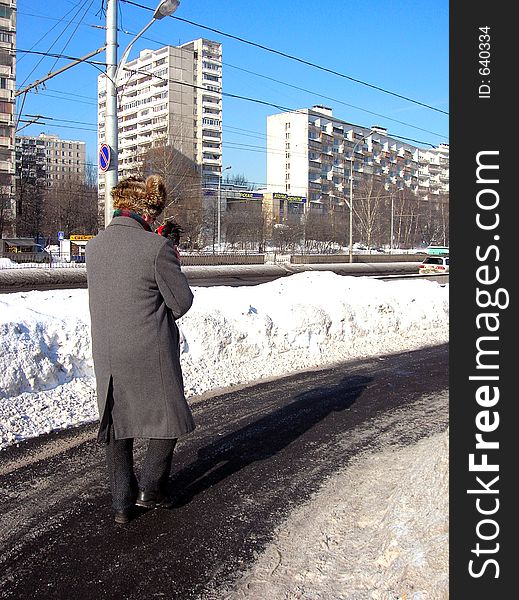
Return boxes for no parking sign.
[98,143,111,172]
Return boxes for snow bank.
[0,272,448,449]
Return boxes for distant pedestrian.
[86,175,195,525]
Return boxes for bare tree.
[0,186,14,238]
[15,180,45,240]
[224,172,255,190]
[417,194,450,247]
[140,141,205,250]
[272,220,304,253]
[42,175,98,241]
[223,199,266,252]
[304,210,336,253]
[354,175,387,249]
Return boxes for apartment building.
[97,38,222,199]
[418,143,449,200]
[180,38,222,188]
[267,106,448,213]
[15,133,86,186]
[0,0,15,230]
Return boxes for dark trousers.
[105,424,177,511]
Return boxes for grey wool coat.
[85,216,195,443]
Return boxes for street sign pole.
[104,0,118,229]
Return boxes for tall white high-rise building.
[267,106,448,213]
[0,0,16,233]
[97,38,222,201]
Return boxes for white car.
[419,255,449,275]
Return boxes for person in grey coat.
[86,175,195,524]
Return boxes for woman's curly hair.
[111,175,167,220]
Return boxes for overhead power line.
[16,13,448,140]
[16,56,442,149]
[119,65,441,148]
[120,0,448,116]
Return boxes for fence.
[0,251,266,269]
[0,252,86,269]
[0,250,426,270]
[290,253,423,264]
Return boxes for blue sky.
[15,0,449,187]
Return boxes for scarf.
[113,209,152,232]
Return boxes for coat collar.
[108,216,152,231]
[110,209,153,231]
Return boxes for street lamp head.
[153,0,180,20]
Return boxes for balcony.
[202,156,220,166]
[202,130,221,141]
[202,145,221,153]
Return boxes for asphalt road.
[0,344,448,600]
[0,262,443,293]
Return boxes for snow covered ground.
[210,428,449,600]
[0,272,449,599]
[0,272,448,449]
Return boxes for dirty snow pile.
[213,429,449,600]
[0,272,448,449]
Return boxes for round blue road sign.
[99,144,111,172]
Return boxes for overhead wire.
[117,64,442,148]
[18,1,93,89]
[46,0,97,75]
[15,4,86,66]
[16,10,448,142]
[14,10,446,196]
[120,0,449,116]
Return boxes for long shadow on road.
[167,374,370,508]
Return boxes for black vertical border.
[450,1,513,596]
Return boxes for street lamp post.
[347,129,375,263]
[103,0,180,228]
[390,194,394,253]
[217,165,232,252]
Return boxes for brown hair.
[111,175,167,220]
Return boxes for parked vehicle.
[419,255,449,274]
[0,238,52,263]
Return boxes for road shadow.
[165,374,371,507]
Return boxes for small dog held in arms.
[156,220,183,245]
[156,220,184,259]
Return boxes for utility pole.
[103,1,180,228]
[390,194,394,252]
[104,0,118,228]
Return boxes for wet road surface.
[0,345,448,599]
